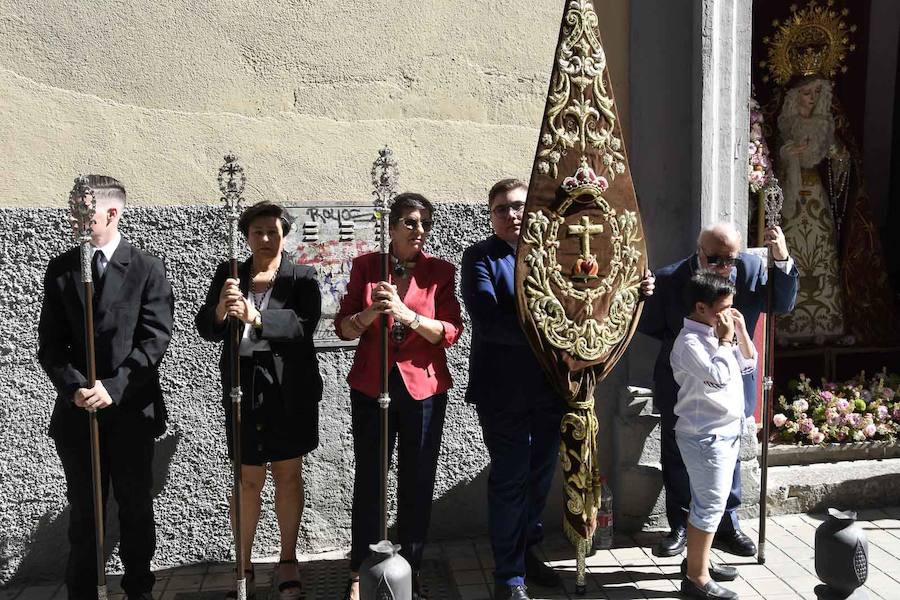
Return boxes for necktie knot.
[92,250,107,281]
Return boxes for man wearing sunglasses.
[639,222,798,561]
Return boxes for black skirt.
[223,351,319,465]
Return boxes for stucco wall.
[1,0,629,208]
[0,203,503,586]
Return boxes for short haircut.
[488,178,528,206]
[85,174,126,207]
[238,200,294,237]
[684,271,736,311]
[389,192,434,226]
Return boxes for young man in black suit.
[38,175,175,600]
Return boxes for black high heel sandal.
[275,559,305,600]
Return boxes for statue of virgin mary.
[766,1,897,346]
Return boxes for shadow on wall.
[6,433,181,586]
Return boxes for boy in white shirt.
[670,272,757,600]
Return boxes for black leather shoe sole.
[680,558,738,582]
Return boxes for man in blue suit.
[463,179,654,599]
[639,223,798,560]
[462,179,560,600]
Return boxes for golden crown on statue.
[761,0,856,85]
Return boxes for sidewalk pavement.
[3,508,899,600]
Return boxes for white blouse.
[239,287,273,357]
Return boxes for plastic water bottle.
[594,477,614,550]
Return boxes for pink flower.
[825,408,840,425]
[876,406,889,421]
[864,423,877,438]
[811,431,826,444]
[884,388,896,400]
[773,413,787,427]
[893,407,900,420]
[799,418,815,434]
[836,398,851,413]
[597,176,609,192]
[820,391,833,401]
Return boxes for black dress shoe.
[494,584,530,600]
[713,529,757,557]
[680,577,739,599]
[680,558,738,582]
[653,525,687,557]
[524,549,560,587]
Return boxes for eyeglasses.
[491,202,526,217]
[401,217,434,232]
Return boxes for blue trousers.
[658,386,741,533]
[477,390,562,586]
[350,369,447,572]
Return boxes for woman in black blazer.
[196,201,322,600]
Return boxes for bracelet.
[718,338,733,346]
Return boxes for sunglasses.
[706,254,737,267]
[401,217,434,232]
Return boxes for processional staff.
[757,178,784,565]
[372,147,399,541]
[358,147,412,600]
[217,153,249,600]
[68,175,108,600]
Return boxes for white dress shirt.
[670,318,757,437]
[91,231,122,273]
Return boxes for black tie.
[92,251,106,297]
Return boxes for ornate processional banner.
[514,0,647,582]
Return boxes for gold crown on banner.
[561,157,609,197]
[761,0,856,85]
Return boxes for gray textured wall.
[0,202,519,586]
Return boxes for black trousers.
[350,368,448,572]
[55,426,156,600]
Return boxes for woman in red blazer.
[335,192,463,600]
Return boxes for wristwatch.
[408,313,421,330]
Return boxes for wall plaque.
[282,203,378,348]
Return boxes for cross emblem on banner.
[567,216,604,260]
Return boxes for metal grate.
[174,558,458,600]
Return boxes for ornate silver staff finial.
[371,146,400,254]
[763,177,784,229]
[68,175,97,283]
[218,153,247,260]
